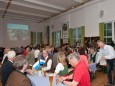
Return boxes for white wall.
[99,0,115,22]
[84,2,99,37]
[70,2,99,37]
[70,8,85,28]
[43,0,115,45]
[44,14,70,44]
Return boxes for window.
[53,31,60,47]
[33,32,42,45]
[104,22,112,45]
[77,28,82,44]
[72,27,82,46]
[73,29,76,46]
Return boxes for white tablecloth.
[27,73,65,86]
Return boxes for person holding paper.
[97,40,115,86]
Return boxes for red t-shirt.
[79,55,89,68]
[73,61,90,86]
[23,50,27,57]
[85,54,89,59]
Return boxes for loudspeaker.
[100,10,104,18]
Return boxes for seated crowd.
[0,40,115,86]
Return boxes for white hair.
[67,53,80,61]
[7,50,16,59]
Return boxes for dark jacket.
[6,70,31,86]
[1,60,14,86]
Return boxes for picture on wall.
[62,22,69,44]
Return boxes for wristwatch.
[62,80,65,85]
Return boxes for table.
[27,73,65,86]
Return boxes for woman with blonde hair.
[54,52,68,77]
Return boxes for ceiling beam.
[0,0,60,13]
[39,0,92,23]
[2,0,12,18]
[5,15,42,22]
[0,8,49,18]
[73,0,84,3]
[24,0,66,10]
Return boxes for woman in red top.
[23,46,30,56]
[78,47,89,68]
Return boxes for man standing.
[60,53,90,86]
[1,50,16,86]
[97,40,115,86]
[42,50,53,73]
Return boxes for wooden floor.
[91,71,107,86]
[0,68,108,86]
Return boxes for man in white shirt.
[34,48,40,62]
[97,40,115,86]
[42,50,53,72]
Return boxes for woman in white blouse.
[54,52,68,77]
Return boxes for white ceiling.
[0,0,91,22]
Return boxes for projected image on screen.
[7,23,29,40]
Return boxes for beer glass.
[43,71,46,77]
[38,70,42,76]
[49,74,53,86]
[29,64,32,70]
[42,68,46,77]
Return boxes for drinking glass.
[49,74,54,86]
[42,68,46,77]
[43,71,46,77]
[29,64,33,70]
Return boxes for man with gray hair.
[60,53,90,86]
[6,55,31,86]
[1,50,16,86]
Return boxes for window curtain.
[99,22,104,40]
[69,28,73,46]
[81,26,85,45]
[30,32,33,45]
[40,32,42,45]
[60,31,61,46]
[52,32,54,46]
[47,26,50,45]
